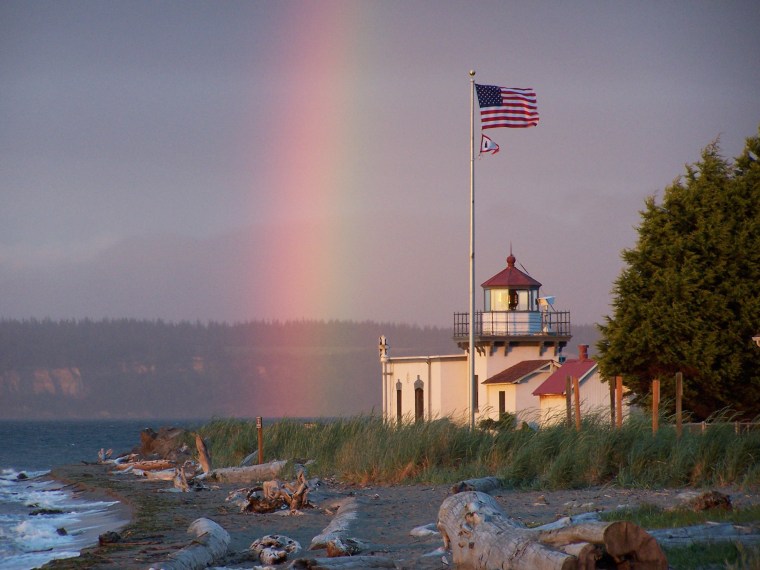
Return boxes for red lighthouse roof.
[481,253,542,289]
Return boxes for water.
[0,419,201,569]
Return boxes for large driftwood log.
[206,459,287,483]
[450,476,503,494]
[649,522,760,547]
[113,459,175,471]
[288,555,397,569]
[156,517,230,570]
[438,491,667,570]
[310,497,360,550]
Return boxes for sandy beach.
[39,462,760,569]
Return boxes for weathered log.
[113,459,175,471]
[437,491,667,570]
[539,521,665,566]
[561,542,602,570]
[194,433,212,474]
[288,555,397,569]
[648,522,760,547]
[450,476,502,494]
[206,460,287,483]
[156,517,230,570]
[310,497,360,550]
[141,468,177,481]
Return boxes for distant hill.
[0,318,600,420]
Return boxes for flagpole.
[468,69,476,431]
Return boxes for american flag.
[475,84,539,129]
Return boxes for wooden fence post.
[675,372,683,439]
[256,416,264,464]
[573,376,581,431]
[615,376,623,428]
[565,375,572,427]
[652,379,660,435]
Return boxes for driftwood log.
[194,433,212,474]
[206,459,287,483]
[437,491,667,569]
[649,522,760,547]
[450,476,503,494]
[156,517,230,570]
[310,497,360,550]
[288,555,397,569]
[113,459,175,472]
[226,471,314,514]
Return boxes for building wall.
[383,355,467,423]
[381,340,567,426]
[432,357,469,422]
[474,342,560,423]
[538,371,615,425]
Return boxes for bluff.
[0,319,454,420]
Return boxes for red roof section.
[481,253,542,289]
[532,359,598,395]
[482,359,552,385]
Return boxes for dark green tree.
[597,128,760,420]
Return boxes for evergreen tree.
[597,128,760,420]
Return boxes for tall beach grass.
[194,410,760,489]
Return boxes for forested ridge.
[0,319,454,420]
[0,318,599,420]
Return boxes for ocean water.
[0,419,201,570]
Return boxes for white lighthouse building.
[380,250,609,426]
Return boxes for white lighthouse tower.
[380,249,572,425]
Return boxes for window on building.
[415,387,424,422]
[396,385,402,423]
[473,374,479,411]
[499,391,506,416]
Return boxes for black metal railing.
[453,310,571,338]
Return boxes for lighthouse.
[380,250,572,425]
[454,251,570,350]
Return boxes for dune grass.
[193,414,760,569]
[195,410,760,489]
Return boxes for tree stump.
[437,491,667,569]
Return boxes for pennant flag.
[480,134,500,155]
[475,84,539,129]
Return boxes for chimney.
[578,345,589,361]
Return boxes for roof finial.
[507,243,516,268]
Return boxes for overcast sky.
[2,1,759,329]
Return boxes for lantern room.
[482,252,542,312]
[453,250,571,350]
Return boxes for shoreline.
[41,463,760,569]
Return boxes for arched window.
[414,376,424,422]
[395,381,402,423]
[415,387,424,421]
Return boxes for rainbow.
[241,2,366,324]
[235,3,373,417]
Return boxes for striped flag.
[475,84,539,129]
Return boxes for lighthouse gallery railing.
[453,310,571,338]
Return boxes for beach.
[39,462,760,569]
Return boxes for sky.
[2,1,759,329]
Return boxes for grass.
[194,410,760,489]
[192,413,760,568]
